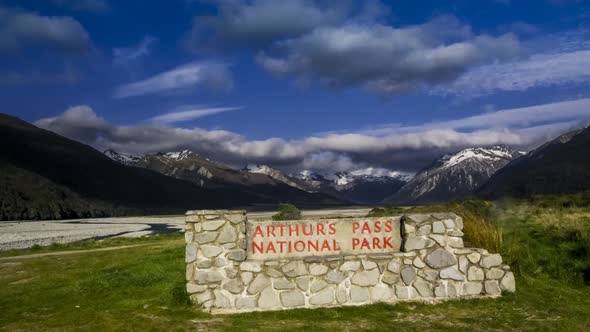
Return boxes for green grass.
[2,198,590,331]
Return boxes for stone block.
[481,254,502,268]
[387,258,401,273]
[227,249,246,262]
[467,252,481,264]
[247,274,270,295]
[447,237,464,248]
[336,286,347,304]
[187,283,207,294]
[395,286,417,300]
[224,267,238,278]
[202,219,225,231]
[413,256,426,268]
[225,213,246,224]
[413,277,433,297]
[486,268,505,280]
[429,234,447,246]
[362,260,378,270]
[340,261,361,271]
[500,271,516,293]
[424,249,457,269]
[351,269,380,287]
[439,267,464,281]
[401,267,416,286]
[194,290,212,304]
[280,291,305,307]
[310,263,329,276]
[240,261,262,272]
[404,237,435,251]
[463,282,483,295]
[194,271,223,284]
[403,223,416,235]
[266,267,283,278]
[417,225,432,236]
[185,244,198,263]
[217,225,238,244]
[432,221,445,234]
[201,245,223,258]
[282,261,307,277]
[295,276,311,291]
[184,231,194,243]
[258,287,280,309]
[370,285,394,302]
[350,286,370,303]
[381,271,400,285]
[273,278,296,290]
[310,287,335,305]
[213,289,232,308]
[223,278,244,294]
[459,255,469,273]
[236,296,257,309]
[310,279,329,292]
[485,280,501,295]
[194,232,217,244]
[197,259,213,269]
[468,266,484,281]
[241,272,253,286]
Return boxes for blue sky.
[2,0,590,173]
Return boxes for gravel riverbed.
[0,208,371,250]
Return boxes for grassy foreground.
[2,199,590,331]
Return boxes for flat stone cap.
[185,209,246,216]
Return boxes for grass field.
[2,198,590,331]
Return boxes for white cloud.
[361,98,590,136]
[113,36,157,66]
[432,49,590,98]
[0,5,91,54]
[36,99,590,172]
[148,105,240,124]
[257,20,523,94]
[113,62,232,98]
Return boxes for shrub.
[272,203,302,221]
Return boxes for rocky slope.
[385,145,524,204]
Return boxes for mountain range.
[0,113,344,220]
[385,145,524,204]
[2,112,590,220]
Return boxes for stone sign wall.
[185,210,515,313]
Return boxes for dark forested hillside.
[479,127,590,198]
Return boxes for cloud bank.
[35,98,590,173]
[188,1,524,95]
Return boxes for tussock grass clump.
[272,203,302,221]
[368,200,504,253]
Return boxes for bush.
[272,203,302,221]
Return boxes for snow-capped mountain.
[293,169,411,204]
[104,149,140,166]
[244,164,308,191]
[104,149,346,206]
[384,145,524,204]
